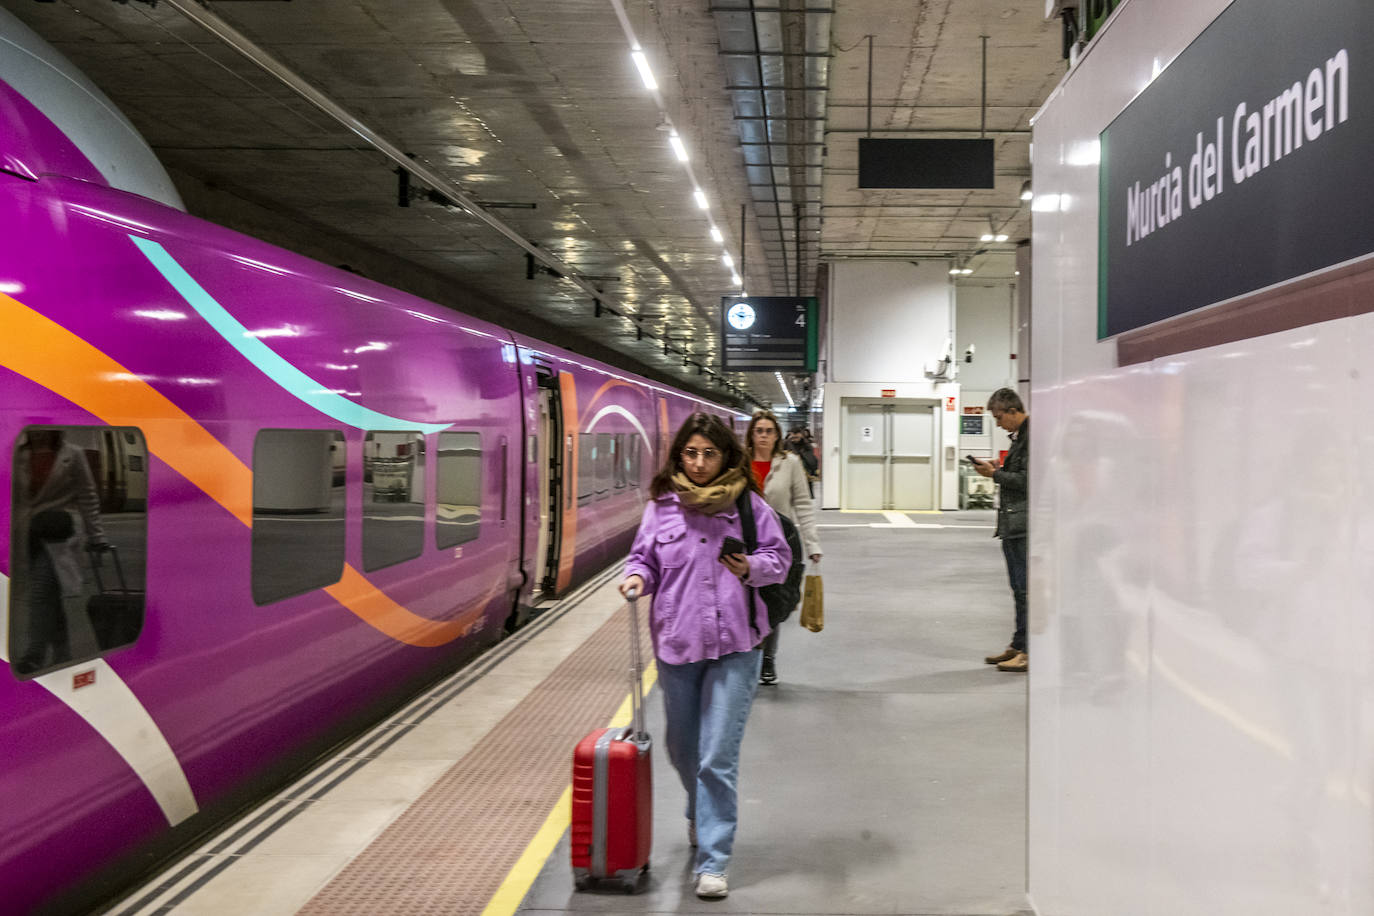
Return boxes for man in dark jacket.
[970,388,1028,672]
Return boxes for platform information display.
[1098,0,1374,338]
[720,296,818,371]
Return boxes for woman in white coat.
[744,410,821,685]
[12,429,109,675]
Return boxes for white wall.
[1030,1,1374,914]
[956,282,1018,459]
[822,261,960,508]
[820,264,1019,508]
[828,261,954,383]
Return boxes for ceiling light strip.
[609,0,741,286]
[630,50,657,90]
[159,0,761,405]
[775,372,795,408]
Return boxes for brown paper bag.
[799,574,823,632]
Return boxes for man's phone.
[966,454,983,463]
[719,536,746,559]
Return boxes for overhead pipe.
[980,35,988,138]
[866,34,873,137]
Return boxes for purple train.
[0,10,741,914]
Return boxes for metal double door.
[843,401,935,510]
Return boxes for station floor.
[108,510,1030,916]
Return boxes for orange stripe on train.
[0,292,479,647]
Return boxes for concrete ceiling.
[5,0,1065,409]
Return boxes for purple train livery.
[0,10,742,914]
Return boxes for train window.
[251,429,346,605]
[627,437,640,487]
[9,426,148,679]
[362,431,426,572]
[436,432,481,549]
[577,436,594,506]
[594,433,611,500]
[612,434,627,489]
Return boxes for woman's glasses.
[681,447,722,462]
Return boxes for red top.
[751,459,772,489]
[29,450,56,495]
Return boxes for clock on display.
[726,302,756,330]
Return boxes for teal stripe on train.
[129,236,451,434]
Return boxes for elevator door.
[842,401,936,510]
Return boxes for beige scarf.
[671,466,747,515]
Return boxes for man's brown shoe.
[997,652,1028,672]
[985,647,1018,665]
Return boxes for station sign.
[720,296,818,371]
[1097,0,1374,338]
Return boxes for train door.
[533,371,563,597]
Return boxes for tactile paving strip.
[298,601,649,915]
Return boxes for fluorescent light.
[669,131,688,162]
[730,272,742,286]
[709,225,724,243]
[961,268,974,275]
[722,252,734,268]
[775,372,796,408]
[980,232,994,242]
[631,50,657,90]
[994,233,1008,242]
[949,268,961,275]
[693,189,708,209]
[1019,180,1033,201]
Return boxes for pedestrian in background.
[970,388,1029,673]
[620,412,791,899]
[745,410,821,685]
[785,426,819,496]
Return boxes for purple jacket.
[625,490,791,665]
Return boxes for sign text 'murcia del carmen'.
[1126,50,1349,248]
[1097,0,1374,339]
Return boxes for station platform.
[106,510,1029,916]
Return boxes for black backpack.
[736,491,806,636]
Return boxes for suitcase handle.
[87,545,129,595]
[626,591,647,743]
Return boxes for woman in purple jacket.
[620,412,791,899]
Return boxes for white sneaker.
[695,872,728,898]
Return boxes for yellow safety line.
[480,661,658,916]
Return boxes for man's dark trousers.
[1002,536,1027,652]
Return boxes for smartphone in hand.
[719,536,746,559]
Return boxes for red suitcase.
[570,592,651,893]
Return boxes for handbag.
[799,571,823,632]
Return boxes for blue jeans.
[1002,536,1028,652]
[657,649,762,876]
